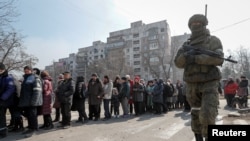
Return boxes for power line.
[212,17,250,33]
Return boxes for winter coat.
[224,82,238,95]
[0,70,15,107]
[57,78,75,104]
[103,81,113,100]
[152,82,163,104]
[19,74,43,107]
[132,83,144,102]
[53,80,63,108]
[119,82,130,100]
[71,81,87,111]
[146,85,154,107]
[41,77,53,115]
[87,78,103,105]
[128,80,134,104]
[237,80,248,96]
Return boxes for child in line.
[111,88,120,118]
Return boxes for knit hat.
[33,68,41,75]
[92,73,97,77]
[121,77,127,81]
[134,76,140,82]
[0,63,5,70]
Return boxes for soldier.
[174,14,224,141]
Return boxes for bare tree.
[221,46,250,79]
[0,0,38,71]
[86,48,133,80]
[141,28,171,80]
[0,31,38,71]
[0,0,18,28]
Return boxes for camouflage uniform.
[174,14,224,140]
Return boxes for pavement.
[2,98,250,141]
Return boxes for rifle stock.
[183,45,238,64]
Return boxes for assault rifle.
[183,45,238,64]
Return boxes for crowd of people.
[0,63,191,139]
[222,76,249,109]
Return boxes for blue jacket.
[0,71,15,107]
[152,82,164,104]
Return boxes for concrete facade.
[45,20,190,82]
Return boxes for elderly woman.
[39,70,54,130]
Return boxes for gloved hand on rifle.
[184,49,201,64]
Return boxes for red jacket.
[224,82,238,95]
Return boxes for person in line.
[102,75,113,121]
[132,76,144,116]
[126,75,134,115]
[19,66,43,138]
[0,63,15,139]
[52,74,64,122]
[7,74,24,132]
[72,76,88,124]
[57,71,75,129]
[152,79,164,115]
[39,71,54,130]
[119,77,130,118]
[111,75,121,115]
[87,73,103,121]
[145,80,154,113]
[111,88,120,118]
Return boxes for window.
[148,35,158,40]
[127,49,130,53]
[94,48,98,54]
[161,28,165,32]
[133,33,139,38]
[134,61,140,65]
[89,57,92,60]
[94,56,98,59]
[134,68,141,72]
[89,51,92,54]
[101,50,104,52]
[133,54,140,58]
[133,40,140,44]
[150,57,159,62]
[100,55,103,58]
[133,47,140,51]
[149,42,158,50]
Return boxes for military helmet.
[188,14,208,28]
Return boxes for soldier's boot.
[194,134,203,141]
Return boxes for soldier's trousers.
[186,80,219,138]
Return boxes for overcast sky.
[13,0,250,69]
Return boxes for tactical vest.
[183,36,222,83]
